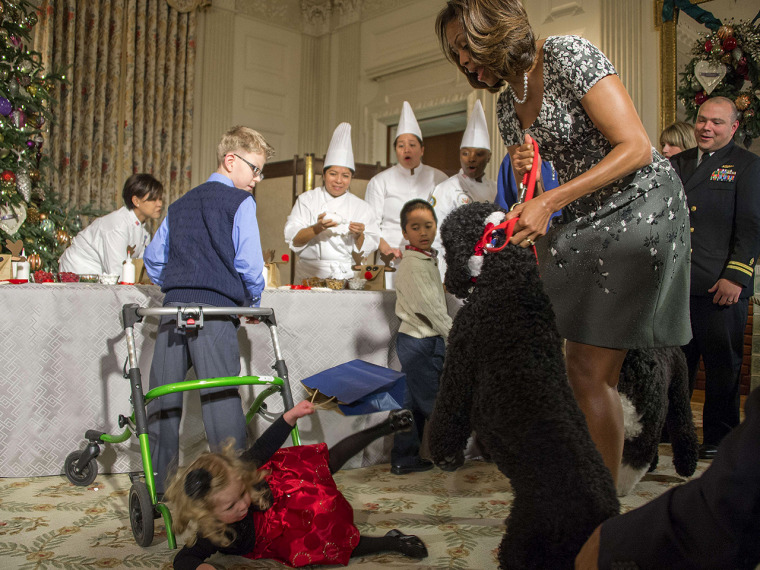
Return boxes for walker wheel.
[129,481,155,547]
[64,451,98,486]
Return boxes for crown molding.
[364,48,442,81]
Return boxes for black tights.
[324,414,426,559]
[327,415,396,474]
[352,534,403,557]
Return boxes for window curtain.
[33,0,203,215]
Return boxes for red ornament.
[695,91,708,106]
[722,37,737,52]
[704,39,713,53]
[33,270,54,283]
[364,271,373,280]
[1,170,16,183]
[281,253,290,262]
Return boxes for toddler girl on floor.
[167,401,427,569]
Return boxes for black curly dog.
[617,346,699,496]
[428,202,619,569]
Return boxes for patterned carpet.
[0,445,711,570]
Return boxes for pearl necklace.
[510,72,529,104]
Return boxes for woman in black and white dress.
[436,0,691,485]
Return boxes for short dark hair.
[400,199,437,231]
[122,173,163,209]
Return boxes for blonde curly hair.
[436,0,537,94]
[165,441,271,548]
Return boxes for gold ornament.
[717,25,734,40]
[27,84,38,97]
[721,53,732,65]
[735,94,751,111]
[55,229,70,246]
[39,212,47,221]
[27,206,40,224]
[28,253,42,271]
[28,169,40,183]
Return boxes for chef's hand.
[348,222,365,238]
[379,239,402,260]
[313,213,337,234]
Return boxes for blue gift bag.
[301,359,406,415]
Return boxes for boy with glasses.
[144,125,273,495]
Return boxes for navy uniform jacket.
[671,142,760,298]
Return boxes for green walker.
[63,303,301,549]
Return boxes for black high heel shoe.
[385,529,428,558]
[388,409,413,433]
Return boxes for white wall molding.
[364,50,443,82]
[542,0,585,24]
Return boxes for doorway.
[386,110,467,176]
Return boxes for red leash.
[475,138,540,254]
[469,140,540,282]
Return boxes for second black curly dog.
[429,202,619,570]
[617,346,699,496]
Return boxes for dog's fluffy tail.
[665,348,699,477]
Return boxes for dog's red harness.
[469,139,541,282]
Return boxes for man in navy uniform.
[670,96,760,460]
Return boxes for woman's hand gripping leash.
[468,140,543,286]
[506,134,552,249]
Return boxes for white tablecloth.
[1,284,453,477]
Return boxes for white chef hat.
[324,122,355,172]
[460,100,490,150]
[396,101,423,141]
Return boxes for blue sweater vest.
[162,181,252,307]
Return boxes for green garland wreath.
[677,19,760,148]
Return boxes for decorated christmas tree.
[0,0,101,273]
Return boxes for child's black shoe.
[385,529,428,558]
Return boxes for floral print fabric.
[498,35,621,218]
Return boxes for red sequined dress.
[245,443,360,567]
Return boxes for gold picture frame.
[655,0,712,133]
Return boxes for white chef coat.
[364,163,448,253]
[283,187,380,283]
[429,170,497,279]
[58,206,150,275]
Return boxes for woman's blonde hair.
[216,125,275,166]
[165,441,270,548]
[436,0,536,94]
[659,121,696,152]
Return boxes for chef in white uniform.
[59,173,163,275]
[284,122,380,284]
[365,101,448,272]
[429,100,497,278]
